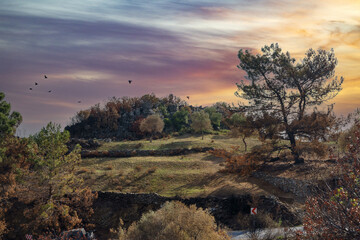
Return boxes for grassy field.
[77,133,271,197]
[97,133,260,152]
[77,133,335,200]
[78,152,271,197]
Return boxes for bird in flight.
[44,75,48,79]
[128,80,132,84]
[186,96,190,100]
[29,88,32,90]
[48,90,52,93]
[78,101,81,103]
[35,82,38,85]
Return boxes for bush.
[338,124,358,153]
[140,114,164,142]
[235,211,280,231]
[298,124,360,239]
[120,201,229,240]
[209,146,266,176]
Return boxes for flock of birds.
[29,76,190,104]
[29,75,50,92]
[29,75,81,103]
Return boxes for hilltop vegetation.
[66,93,231,140]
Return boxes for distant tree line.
[65,93,232,140]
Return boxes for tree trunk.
[201,130,204,140]
[242,136,247,152]
[288,131,304,164]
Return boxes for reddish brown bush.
[0,136,32,237]
[298,124,360,239]
[130,116,145,138]
[209,146,262,175]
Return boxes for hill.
[65,93,234,140]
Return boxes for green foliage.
[122,201,229,240]
[236,44,343,163]
[228,113,246,127]
[190,111,212,140]
[0,92,23,165]
[157,104,169,117]
[0,92,22,138]
[66,94,186,139]
[31,123,71,175]
[24,122,96,235]
[172,108,189,131]
[163,117,172,129]
[205,107,222,130]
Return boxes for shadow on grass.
[157,141,193,150]
[171,133,193,139]
[211,134,231,140]
[81,157,117,167]
[174,172,255,198]
[108,143,144,151]
[201,154,224,164]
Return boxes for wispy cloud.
[0,0,359,134]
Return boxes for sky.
[0,0,359,136]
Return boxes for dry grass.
[77,152,271,198]
[257,159,340,182]
[97,133,260,152]
[77,134,337,200]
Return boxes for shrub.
[338,124,358,153]
[298,123,360,239]
[235,211,280,231]
[209,146,264,176]
[294,140,328,159]
[122,201,229,240]
[140,114,164,142]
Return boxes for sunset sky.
[1,0,359,136]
